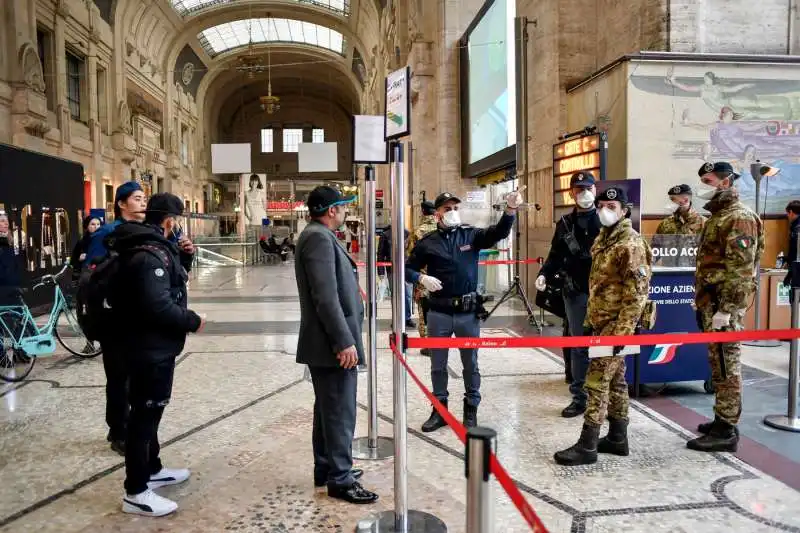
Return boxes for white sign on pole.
[353,115,388,163]
[384,66,411,140]
[298,142,338,172]
[211,143,252,174]
[778,282,791,306]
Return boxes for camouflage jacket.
[655,208,706,235]
[585,218,653,336]
[407,215,438,297]
[695,188,764,313]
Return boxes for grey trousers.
[309,365,357,488]
[427,310,482,407]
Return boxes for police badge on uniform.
[607,189,617,200]
[670,186,681,195]
[703,162,714,173]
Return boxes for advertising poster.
[596,178,641,233]
[385,66,410,140]
[240,173,267,231]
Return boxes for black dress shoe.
[328,482,379,504]
[315,468,363,487]
[561,401,586,418]
[110,439,126,456]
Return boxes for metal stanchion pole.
[357,142,446,533]
[354,165,394,460]
[763,231,800,432]
[466,427,497,533]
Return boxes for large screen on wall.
[460,0,516,178]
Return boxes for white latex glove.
[588,346,614,359]
[505,186,526,209]
[711,311,732,330]
[535,275,547,291]
[419,274,443,293]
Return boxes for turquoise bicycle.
[0,264,102,382]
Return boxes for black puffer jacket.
[107,222,201,363]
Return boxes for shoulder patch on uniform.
[154,268,165,277]
[637,265,648,278]
[736,236,753,249]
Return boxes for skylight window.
[171,0,349,17]
[198,18,345,57]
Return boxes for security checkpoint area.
[4,0,800,532]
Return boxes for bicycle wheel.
[54,308,102,358]
[0,337,35,382]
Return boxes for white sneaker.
[122,489,178,517]
[148,467,191,489]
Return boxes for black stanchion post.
[466,427,497,533]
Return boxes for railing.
[192,242,261,267]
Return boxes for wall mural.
[628,63,800,215]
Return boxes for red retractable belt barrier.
[389,341,550,532]
[405,329,800,350]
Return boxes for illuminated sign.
[552,132,607,211]
[267,201,305,211]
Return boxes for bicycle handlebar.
[31,264,72,289]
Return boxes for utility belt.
[427,292,491,319]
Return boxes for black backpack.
[75,245,171,342]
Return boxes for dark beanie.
[145,193,184,226]
[113,181,143,218]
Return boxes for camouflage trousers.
[697,306,744,425]
[584,356,629,427]
[414,289,429,338]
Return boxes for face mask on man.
[576,190,595,209]
[441,210,461,228]
[598,207,621,227]
[665,203,680,214]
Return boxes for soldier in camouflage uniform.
[407,201,439,355]
[688,161,764,453]
[554,187,652,466]
[655,184,706,235]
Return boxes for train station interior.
[1,0,800,531]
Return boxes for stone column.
[54,0,70,147]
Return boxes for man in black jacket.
[785,200,800,288]
[377,225,413,327]
[536,172,602,418]
[108,193,203,517]
[295,186,378,505]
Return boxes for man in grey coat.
[294,185,378,505]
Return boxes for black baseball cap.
[434,192,461,209]
[570,171,596,188]
[668,184,692,196]
[306,185,355,214]
[421,200,436,215]
[145,193,184,225]
[698,161,740,180]
[595,187,629,205]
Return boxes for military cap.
[421,200,436,215]
[595,186,629,205]
[570,171,596,188]
[434,192,461,209]
[698,161,740,180]
[668,184,692,196]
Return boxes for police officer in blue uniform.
[406,188,523,432]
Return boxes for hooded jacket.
[107,222,201,363]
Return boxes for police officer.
[109,193,204,516]
[535,171,602,417]
[406,188,523,431]
[407,200,438,356]
[554,187,652,466]
[688,161,763,453]
[783,200,800,287]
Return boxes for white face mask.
[665,203,680,214]
[696,185,718,200]
[441,210,461,228]
[576,190,595,209]
[598,207,620,227]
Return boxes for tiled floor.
[1,262,799,532]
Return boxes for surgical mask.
[665,203,680,214]
[696,185,718,200]
[576,190,595,209]
[598,207,620,227]
[442,210,461,228]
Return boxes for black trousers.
[100,338,129,441]
[124,359,175,495]
[309,365,357,488]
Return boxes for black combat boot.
[421,400,448,433]
[597,417,629,456]
[554,424,599,466]
[687,419,739,452]
[463,400,478,428]
[561,400,586,418]
[697,417,740,437]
